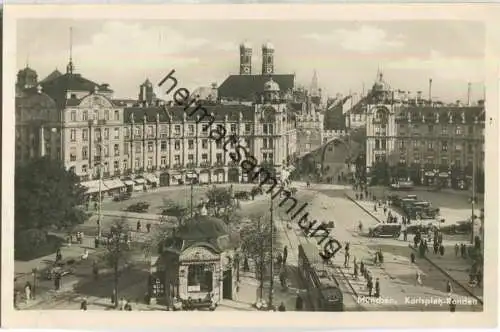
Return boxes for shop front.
[199,170,210,184]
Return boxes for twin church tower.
[239,41,274,75]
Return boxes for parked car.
[113,192,132,202]
[440,220,472,235]
[126,202,150,213]
[368,223,401,238]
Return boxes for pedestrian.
[410,252,416,264]
[365,189,368,198]
[124,299,132,311]
[373,251,378,265]
[374,204,377,212]
[414,235,419,248]
[415,271,423,286]
[353,260,359,279]
[54,274,61,291]
[111,289,116,305]
[276,253,283,267]
[355,193,359,200]
[449,299,456,312]
[446,280,453,294]
[383,206,387,215]
[344,250,350,268]
[374,278,380,298]
[278,302,286,311]
[433,242,439,255]
[283,246,288,265]
[80,297,88,311]
[136,221,141,232]
[360,261,365,276]
[367,277,373,296]
[24,282,32,302]
[243,255,250,272]
[439,244,445,256]
[403,229,408,242]
[119,297,126,310]
[295,292,304,311]
[359,221,363,232]
[360,193,364,200]
[455,243,459,257]
[56,248,62,262]
[92,261,99,280]
[378,250,384,264]
[146,223,151,233]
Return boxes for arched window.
[187,264,213,293]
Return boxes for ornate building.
[365,73,485,189]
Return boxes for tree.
[205,186,233,217]
[240,217,278,298]
[161,198,188,226]
[15,157,87,232]
[103,218,133,308]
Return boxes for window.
[263,153,268,161]
[455,159,461,168]
[201,125,208,134]
[147,126,154,137]
[263,138,268,149]
[160,125,168,138]
[71,111,76,121]
[135,142,141,153]
[381,140,386,149]
[114,110,119,120]
[174,155,181,164]
[174,125,181,136]
[114,160,119,171]
[114,144,120,156]
[427,142,434,151]
[245,124,251,134]
[104,128,109,140]
[161,140,167,152]
[268,138,274,149]
[187,264,213,293]
[135,159,140,168]
[375,139,380,149]
[124,143,129,155]
[83,111,88,121]
[123,160,128,170]
[103,145,109,157]
[441,126,448,135]
[114,128,120,139]
[135,126,141,137]
[268,124,274,135]
[70,148,77,162]
[202,139,208,149]
[188,139,194,150]
[263,124,268,135]
[105,110,110,121]
[95,128,101,140]
[70,129,76,141]
[82,164,88,173]
[216,140,222,149]
[230,124,237,133]
[413,140,419,148]
[399,141,405,149]
[148,141,154,152]
[147,157,153,167]
[124,128,129,138]
[216,153,223,163]
[188,124,195,136]
[174,140,181,150]
[188,154,194,162]
[161,156,167,165]
[455,126,462,135]
[441,141,448,152]
[269,153,274,162]
[82,146,88,160]
[82,129,88,141]
[202,153,208,161]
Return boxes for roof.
[218,74,294,101]
[37,73,113,107]
[177,215,229,240]
[397,105,485,123]
[16,90,57,109]
[40,69,63,83]
[17,66,37,77]
[124,103,255,123]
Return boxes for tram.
[297,242,344,311]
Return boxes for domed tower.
[239,41,253,75]
[262,42,274,75]
[16,66,38,90]
[263,77,280,103]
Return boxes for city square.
[13,18,486,313]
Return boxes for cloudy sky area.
[17,20,485,102]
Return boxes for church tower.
[239,41,252,75]
[310,70,321,106]
[66,27,75,74]
[261,42,274,75]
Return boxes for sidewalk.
[346,191,483,304]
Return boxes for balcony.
[214,161,225,167]
[186,162,197,169]
[199,161,211,168]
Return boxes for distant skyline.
[17,19,486,103]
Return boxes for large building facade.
[15,43,299,187]
[365,73,485,189]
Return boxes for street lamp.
[31,268,38,300]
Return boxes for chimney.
[428,78,433,105]
[467,82,472,106]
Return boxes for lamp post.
[96,163,104,240]
[31,268,38,300]
[268,194,274,309]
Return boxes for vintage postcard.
[2,3,499,329]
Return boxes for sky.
[17,19,486,103]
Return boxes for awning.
[104,179,125,190]
[81,180,108,194]
[143,174,159,184]
[123,180,135,186]
[134,178,146,185]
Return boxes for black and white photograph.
[2,4,499,329]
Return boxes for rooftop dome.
[264,77,280,92]
[373,72,389,91]
[18,66,37,77]
[176,215,229,241]
[263,41,274,50]
[240,40,252,49]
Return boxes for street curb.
[408,245,483,306]
[343,193,380,223]
[345,192,484,306]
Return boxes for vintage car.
[125,202,150,213]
